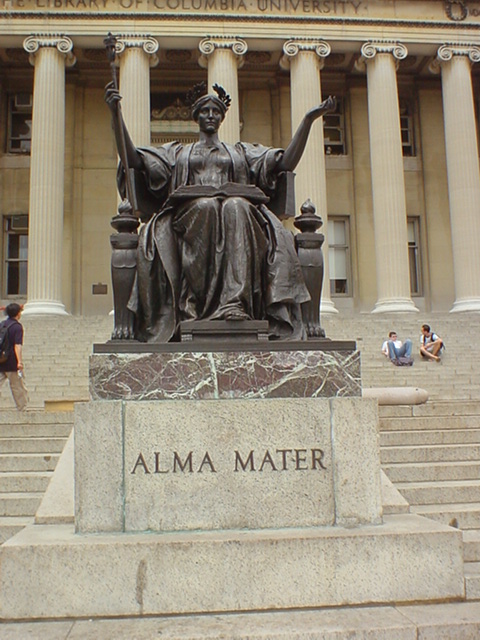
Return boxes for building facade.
[1,0,480,317]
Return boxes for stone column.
[198,37,247,144]
[281,39,337,314]
[430,45,480,312]
[116,36,159,147]
[22,35,75,316]
[357,42,418,314]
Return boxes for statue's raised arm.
[277,96,337,172]
[104,81,143,172]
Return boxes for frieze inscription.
[2,0,480,19]
[131,447,327,474]
[0,0,366,11]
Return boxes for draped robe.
[121,140,310,342]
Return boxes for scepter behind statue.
[104,33,140,341]
[104,32,140,222]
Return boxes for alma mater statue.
[105,81,336,342]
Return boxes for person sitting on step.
[381,331,413,364]
[420,324,444,362]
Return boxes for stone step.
[411,503,480,530]
[0,471,52,493]
[396,480,480,506]
[0,420,74,438]
[383,461,480,483]
[379,415,480,431]
[381,429,480,446]
[381,443,480,464]
[465,562,480,601]
[0,453,59,473]
[379,401,480,418]
[0,516,33,546]
[3,601,480,638]
[464,531,480,562]
[0,437,68,454]
[0,493,42,517]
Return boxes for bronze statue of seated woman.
[105,80,335,342]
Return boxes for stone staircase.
[0,315,112,410]
[379,400,480,601]
[0,411,73,544]
[323,311,480,402]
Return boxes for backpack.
[393,356,414,367]
[0,321,12,364]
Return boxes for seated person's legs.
[420,344,440,361]
[387,340,398,360]
[400,339,412,358]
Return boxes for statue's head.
[186,82,231,123]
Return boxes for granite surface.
[89,349,361,401]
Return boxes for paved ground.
[2,602,480,639]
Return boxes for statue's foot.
[224,309,251,321]
[306,323,326,338]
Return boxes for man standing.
[0,303,27,410]
[381,331,413,364]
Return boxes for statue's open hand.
[305,95,337,123]
[104,81,122,112]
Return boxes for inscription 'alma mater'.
[130,448,327,474]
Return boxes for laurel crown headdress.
[186,81,231,113]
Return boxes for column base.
[450,297,480,313]
[320,298,339,314]
[22,301,69,316]
[371,298,419,314]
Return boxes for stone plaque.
[75,397,382,534]
[124,399,333,532]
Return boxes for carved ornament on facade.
[152,99,191,122]
[444,0,468,21]
[280,39,331,71]
[114,35,159,67]
[355,41,408,72]
[429,43,480,73]
[198,37,248,69]
[23,35,76,67]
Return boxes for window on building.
[323,97,346,156]
[407,216,422,295]
[7,94,33,154]
[328,216,351,296]
[399,98,415,157]
[3,215,28,297]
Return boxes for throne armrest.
[267,171,296,220]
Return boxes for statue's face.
[196,99,224,133]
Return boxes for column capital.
[355,41,408,72]
[198,36,248,69]
[23,35,76,67]
[429,43,480,74]
[114,35,159,67]
[280,39,331,70]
